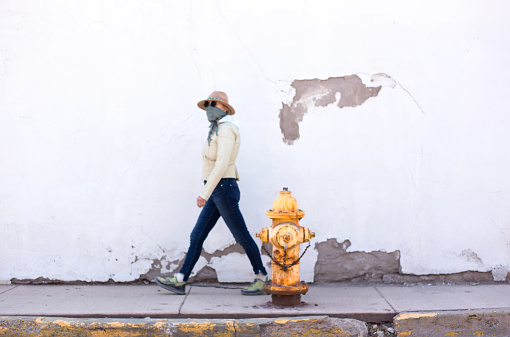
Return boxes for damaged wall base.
[10,239,510,285]
[313,238,509,285]
[314,238,400,283]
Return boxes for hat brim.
[197,99,235,115]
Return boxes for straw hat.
[197,91,235,115]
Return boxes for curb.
[0,315,369,336]
[393,309,510,337]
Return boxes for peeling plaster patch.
[280,75,382,144]
[192,266,218,282]
[492,267,509,282]
[314,238,400,283]
[312,239,502,285]
[261,242,272,257]
[361,72,425,113]
[459,249,484,266]
[200,243,246,262]
[192,244,273,282]
[370,73,397,88]
[136,257,183,282]
[136,244,257,283]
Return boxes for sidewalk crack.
[0,285,19,296]
[374,286,397,313]
[178,286,192,315]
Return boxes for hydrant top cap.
[271,189,299,212]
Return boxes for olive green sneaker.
[155,276,186,295]
[241,276,269,296]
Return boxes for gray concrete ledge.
[0,315,368,337]
[1,284,510,324]
[1,284,510,336]
[394,309,510,337]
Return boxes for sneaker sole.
[241,289,265,296]
[155,278,186,295]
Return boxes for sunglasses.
[203,101,217,108]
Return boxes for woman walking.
[155,91,268,295]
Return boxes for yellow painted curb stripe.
[395,312,438,320]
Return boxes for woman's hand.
[197,196,206,208]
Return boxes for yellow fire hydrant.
[256,188,315,306]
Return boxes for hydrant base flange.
[263,282,308,306]
[263,282,309,296]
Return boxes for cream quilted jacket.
[199,121,240,200]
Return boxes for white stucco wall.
[1,0,509,283]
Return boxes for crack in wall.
[396,80,426,114]
[0,50,10,76]
[215,0,277,85]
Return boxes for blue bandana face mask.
[206,106,226,122]
[206,106,227,145]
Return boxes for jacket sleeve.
[199,125,236,200]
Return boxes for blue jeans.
[179,178,267,282]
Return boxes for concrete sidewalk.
[1,283,509,336]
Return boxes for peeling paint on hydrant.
[257,188,314,306]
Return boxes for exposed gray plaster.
[200,243,246,263]
[261,242,272,257]
[280,75,382,144]
[136,244,248,283]
[382,271,505,285]
[192,266,219,282]
[10,242,509,285]
[136,257,176,283]
[314,238,400,283]
[312,238,507,285]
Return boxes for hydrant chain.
[262,241,311,272]
[283,243,287,269]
